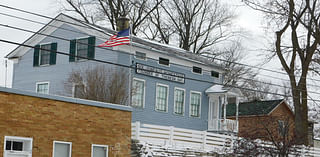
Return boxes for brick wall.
[235,102,295,141]
[0,90,131,157]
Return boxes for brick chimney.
[116,17,130,31]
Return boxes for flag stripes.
[98,28,130,47]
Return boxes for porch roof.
[205,84,242,97]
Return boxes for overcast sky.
[0,0,272,88]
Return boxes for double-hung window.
[76,38,89,60]
[53,141,72,157]
[33,43,57,66]
[132,78,145,108]
[155,84,168,112]
[190,92,201,117]
[69,36,96,62]
[174,88,185,115]
[92,144,108,157]
[36,82,49,94]
[39,44,51,65]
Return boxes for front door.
[208,96,219,131]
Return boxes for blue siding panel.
[131,58,220,131]
[12,24,119,96]
[11,23,224,131]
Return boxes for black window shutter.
[87,36,96,59]
[69,39,76,62]
[33,45,40,66]
[49,43,57,65]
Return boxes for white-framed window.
[135,51,146,60]
[91,144,108,157]
[4,136,33,157]
[155,83,169,112]
[53,141,72,157]
[174,87,185,115]
[190,91,201,117]
[39,43,51,66]
[36,82,49,94]
[72,83,85,98]
[132,78,145,108]
[76,38,89,61]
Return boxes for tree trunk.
[291,78,309,145]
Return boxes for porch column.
[236,96,239,132]
[224,93,227,121]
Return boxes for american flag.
[98,28,130,47]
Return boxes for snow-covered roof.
[205,84,242,97]
[6,13,223,70]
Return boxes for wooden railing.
[132,121,320,156]
[208,118,238,133]
[132,121,235,152]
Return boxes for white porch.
[208,119,238,133]
[205,85,241,133]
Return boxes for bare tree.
[241,79,279,101]
[141,5,175,44]
[158,0,234,54]
[64,65,129,105]
[60,0,162,34]
[208,41,278,101]
[241,0,320,145]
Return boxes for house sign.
[136,63,185,84]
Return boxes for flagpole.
[128,21,133,107]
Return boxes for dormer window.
[192,66,202,74]
[159,57,169,66]
[211,71,219,78]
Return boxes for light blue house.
[6,14,240,133]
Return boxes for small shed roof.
[227,99,284,117]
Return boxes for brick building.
[0,87,132,157]
[227,99,295,141]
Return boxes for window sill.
[190,115,201,118]
[173,112,184,116]
[191,71,203,75]
[132,105,144,109]
[75,58,88,62]
[155,109,168,113]
[37,64,50,67]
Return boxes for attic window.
[192,66,202,74]
[135,51,146,60]
[159,57,169,66]
[69,36,96,62]
[33,43,57,67]
[211,71,219,78]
